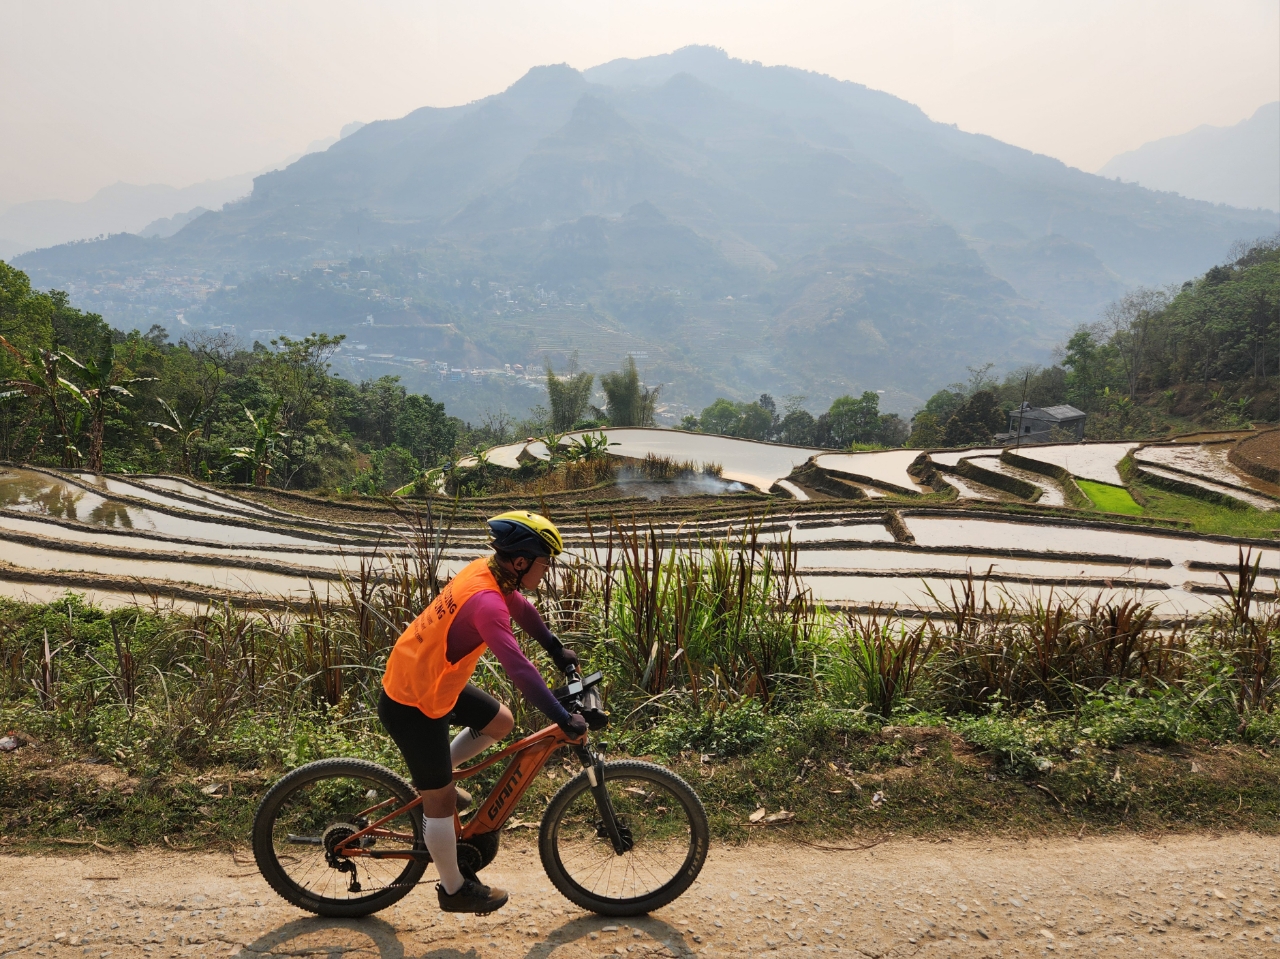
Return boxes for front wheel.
[539,760,709,916]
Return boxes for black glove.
[550,644,579,675]
[558,712,588,738]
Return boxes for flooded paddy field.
[479,428,822,492]
[903,513,1270,569]
[965,456,1066,505]
[4,450,1278,619]
[1135,442,1246,487]
[810,449,928,493]
[1136,464,1280,510]
[942,473,1004,501]
[1006,442,1136,486]
[926,446,1004,467]
[801,574,1216,616]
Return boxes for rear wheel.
[539,760,709,916]
[252,758,426,918]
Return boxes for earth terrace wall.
[1228,431,1280,484]
[999,450,1091,508]
[0,559,302,610]
[1132,465,1251,511]
[944,458,1041,502]
[1132,446,1280,503]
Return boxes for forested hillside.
[0,261,458,492]
[904,236,1280,446]
[14,47,1276,415]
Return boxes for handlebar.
[554,666,608,730]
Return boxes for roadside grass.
[1076,479,1143,515]
[5,710,1280,852]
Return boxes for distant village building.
[996,403,1087,444]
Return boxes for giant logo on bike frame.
[486,760,525,822]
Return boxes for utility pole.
[1015,372,1029,450]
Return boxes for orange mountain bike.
[251,668,710,918]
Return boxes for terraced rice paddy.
[1135,442,1243,486]
[1010,441,1137,485]
[811,450,928,493]
[1135,464,1280,510]
[483,428,821,493]
[1133,441,1280,510]
[941,473,1003,501]
[926,447,1004,467]
[965,456,1066,505]
[2,459,1272,621]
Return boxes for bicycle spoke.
[266,771,419,903]
[552,771,696,902]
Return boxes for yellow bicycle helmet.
[486,510,564,558]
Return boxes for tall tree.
[1105,287,1170,400]
[943,390,1005,446]
[545,359,594,430]
[599,356,658,427]
[395,393,456,467]
[826,392,882,447]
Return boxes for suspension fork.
[573,744,631,854]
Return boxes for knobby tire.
[539,759,710,916]
[252,758,426,918]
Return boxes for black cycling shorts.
[377,684,502,790]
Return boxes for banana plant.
[146,397,205,475]
[564,430,616,463]
[228,398,286,485]
[60,341,155,473]
[0,334,83,466]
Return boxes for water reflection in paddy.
[784,522,896,544]
[0,469,155,529]
[74,472,228,516]
[136,477,275,515]
[0,469,338,547]
[793,548,1195,580]
[906,515,1269,568]
[801,574,1219,617]
[0,513,394,571]
[812,450,926,492]
[1012,442,1137,486]
[3,540,328,597]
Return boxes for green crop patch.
[1077,479,1143,515]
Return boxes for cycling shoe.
[437,878,509,914]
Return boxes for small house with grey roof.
[998,403,1087,444]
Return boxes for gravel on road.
[1,833,1277,957]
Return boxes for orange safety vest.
[382,558,502,718]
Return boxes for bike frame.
[332,723,587,862]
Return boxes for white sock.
[422,814,465,894]
[450,728,497,767]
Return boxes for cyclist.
[378,510,587,914]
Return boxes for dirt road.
[1,834,1277,957]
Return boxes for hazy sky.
[3,0,1277,208]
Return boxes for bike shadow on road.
[238,912,696,958]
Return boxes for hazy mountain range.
[1099,102,1279,212]
[0,124,366,260]
[12,47,1279,414]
